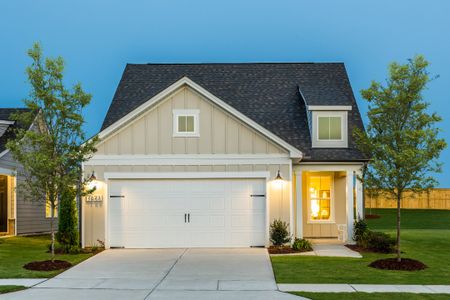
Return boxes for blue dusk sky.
[1,0,449,186]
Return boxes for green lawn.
[272,209,450,284]
[0,235,93,278]
[0,286,26,294]
[292,292,450,300]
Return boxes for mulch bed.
[365,214,381,219]
[268,246,310,254]
[23,260,72,271]
[369,258,427,271]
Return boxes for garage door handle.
[184,213,187,223]
[250,194,265,197]
[188,213,190,223]
[110,195,125,198]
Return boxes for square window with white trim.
[311,111,348,148]
[173,109,200,137]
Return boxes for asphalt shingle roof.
[0,108,32,153]
[101,63,367,162]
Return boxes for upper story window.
[311,110,348,148]
[173,109,200,137]
[318,116,342,140]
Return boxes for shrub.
[365,231,395,253]
[269,219,291,246]
[353,218,368,245]
[292,238,313,252]
[56,188,79,253]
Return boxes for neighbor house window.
[318,116,342,140]
[173,109,199,137]
[45,197,58,218]
[308,174,334,222]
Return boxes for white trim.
[308,105,352,111]
[0,167,15,176]
[0,120,14,125]
[13,176,17,236]
[298,162,366,166]
[0,149,9,160]
[94,77,302,158]
[295,170,303,238]
[311,111,348,148]
[295,164,364,173]
[346,170,355,242]
[84,154,291,166]
[172,109,200,137]
[355,169,364,220]
[306,172,335,224]
[289,162,294,239]
[104,171,271,180]
[81,164,85,248]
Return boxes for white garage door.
[108,178,266,248]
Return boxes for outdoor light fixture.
[89,171,97,181]
[275,170,283,181]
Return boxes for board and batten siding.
[82,85,293,247]
[95,86,286,156]
[0,151,54,235]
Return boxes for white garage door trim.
[103,171,271,249]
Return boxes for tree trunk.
[51,205,55,261]
[396,192,401,262]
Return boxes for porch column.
[355,170,364,220]
[346,170,354,242]
[295,171,303,238]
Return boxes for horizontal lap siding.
[0,151,54,235]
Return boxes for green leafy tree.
[355,55,446,262]
[56,187,79,252]
[7,43,97,258]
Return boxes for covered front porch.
[294,164,364,243]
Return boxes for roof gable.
[101,63,367,161]
[97,77,302,158]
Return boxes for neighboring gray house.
[82,63,369,249]
[0,108,54,236]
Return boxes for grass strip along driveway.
[0,286,27,294]
[271,209,450,284]
[292,292,450,300]
[0,235,93,278]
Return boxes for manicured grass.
[367,208,450,230]
[271,209,450,284]
[0,235,93,278]
[0,285,26,294]
[291,292,450,300]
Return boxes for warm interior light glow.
[309,175,331,221]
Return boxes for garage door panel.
[108,178,266,248]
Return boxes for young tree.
[7,43,97,259]
[355,56,446,262]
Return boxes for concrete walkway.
[278,283,450,294]
[1,248,303,300]
[0,279,46,287]
[270,244,362,258]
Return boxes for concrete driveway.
[2,248,302,300]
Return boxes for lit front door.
[0,175,7,232]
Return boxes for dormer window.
[318,116,342,141]
[173,109,200,137]
[311,110,348,148]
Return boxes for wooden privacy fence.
[365,189,450,210]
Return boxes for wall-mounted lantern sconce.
[275,170,283,181]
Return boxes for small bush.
[366,231,395,253]
[270,219,291,246]
[353,218,368,244]
[56,188,79,251]
[292,238,313,252]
